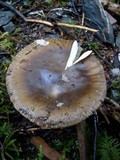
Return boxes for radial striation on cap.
[6,39,106,129]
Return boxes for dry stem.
[77,121,86,160]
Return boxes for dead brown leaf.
[30,136,68,160]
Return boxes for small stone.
[31,32,38,38]
[111,68,120,77]
[113,53,120,68]
[57,102,64,107]
[0,57,10,63]
[23,0,32,6]
[3,22,16,33]
[0,11,15,26]
[111,89,120,102]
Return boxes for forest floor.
[0,0,120,160]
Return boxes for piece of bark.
[106,12,117,25]
[30,136,67,160]
[102,0,120,16]
[84,0,114,44]
[77,121,86,160]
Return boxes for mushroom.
[6,38,106,129]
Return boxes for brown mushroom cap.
[6,39,106,128]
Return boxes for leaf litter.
[0,0,120,160]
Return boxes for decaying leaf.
[30,136,68,160]
[65,40,93,70]
[73,50,93,65]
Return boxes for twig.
[98,106,110,124]
[57,22,98,32]
[81,0,91,41]
[102,0,120,16]
[0,1,98,33]
[71,0,79,16]
[105,97,120,110]
[25,18,53,26]
[81,0,85,26]
[77,121,86,160]
[26,19,99,32]
[81,12,85,26]
[94,50,114,68]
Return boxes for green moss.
[97,132,120,160]
[52,137,79,159]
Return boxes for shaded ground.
[0,0,120,160]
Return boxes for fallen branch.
[105,97,120,110]
[0,1,98,33]
[98,97,120,123]
[102,0,120,16]
[30,136,68,160]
